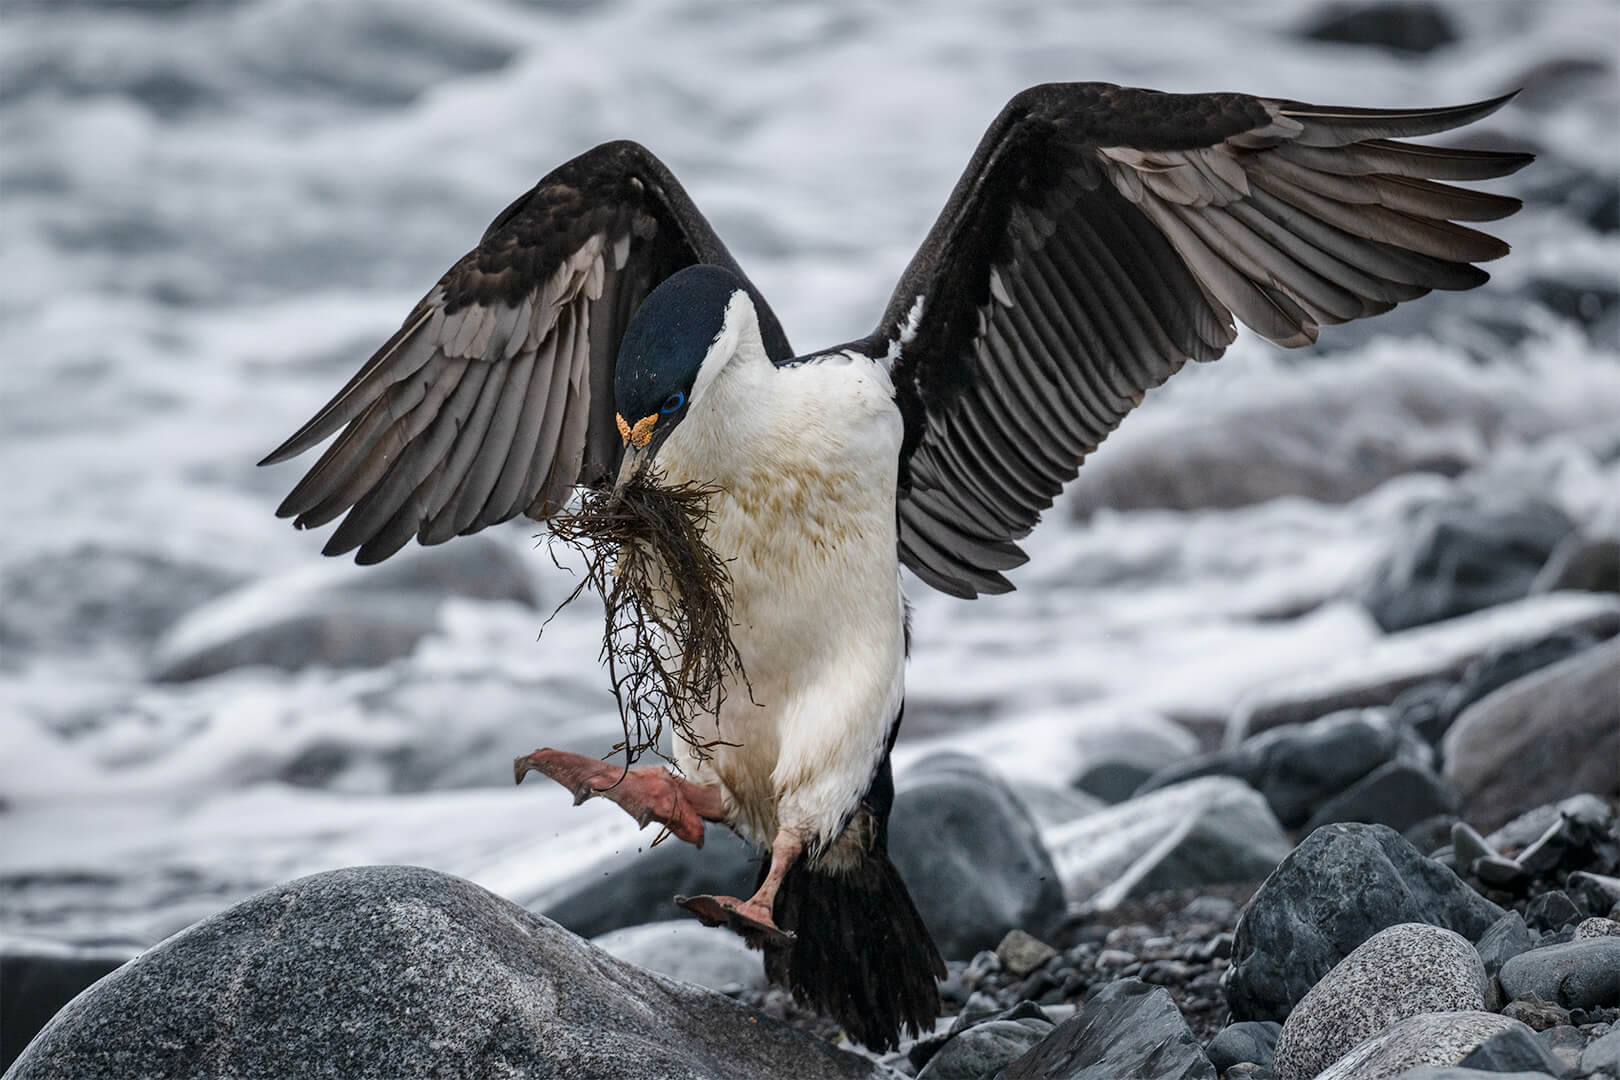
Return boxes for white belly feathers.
[652,349,907,852]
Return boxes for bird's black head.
[613,264,746,457]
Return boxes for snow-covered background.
[1,0,1616,948]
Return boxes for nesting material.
[546,470,747,767]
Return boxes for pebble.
[1576,917,1620,939]
[1524,890,1582,933]
[1272,923,1486,1080]
[996,930,1057,978]
[1501,996,1571,1032]
[1301,760,1460,836]
[1451,821,1497,868]
[1567,872,1620,916]
[1455,1021,1571,1074]
[1000,979,1215,1080]
[1206,1020,1281,1072]
[917,1016,1052,1080]
[1581,1027,1620,1074]
[1500,938,1620,1009]
[1474,855,1531,890]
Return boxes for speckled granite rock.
[1273,923,1487,1080]
[1312,1012,1534,1080]
[1226,824,1503,1022]
[5,866,877,1080]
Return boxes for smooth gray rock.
[1002,979,1215,1079]
[1443,639,1620,832]
[1205,1021,1281,1071]
[1581,1027,1620,1074]
[1273,923,1486,1080]
[1044,777,1291,911]
[6,866,876,1080]
[1356,500,1574,633]
[151,536,539,680]
[1499,937,1620,1009]
[1476,912,1536,979]
[1455,1022,1570,1074]
[889,754,1066,959]
[1226,823,1504,1022]
[1301,760,1460,835]
[1313,1012,1531,1080]
[918,1017,1053,1080]
[590,920,766,992]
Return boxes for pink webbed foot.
[674,893,796,948]
[514,748,723,847]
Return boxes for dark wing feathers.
[261,140,792,564]
[864,83,1529,598]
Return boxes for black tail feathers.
[762,849,945,1051]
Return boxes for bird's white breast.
[653,349,907,850]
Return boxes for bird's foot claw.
[514,748,709,846]
[675,893,795,948]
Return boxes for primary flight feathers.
[262,82,1529,593]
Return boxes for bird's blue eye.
[661,391,685,414]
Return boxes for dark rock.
[0,944,134,1073]
[5,866,876,1080]
[1476,912,1537,980]
[1538,1024,1586,1074]
[1474,855,1531,890]
[1533,534,1620,594]
[1501,995,1571,1032]
[1226,593,1620,743]
[1301,1,1458,54]
[535,823,758,939]
[1144,708,1411,829]
[1525,891,1583,933]
[1456,1021,1571,1074]
[150,536,539,680]
[1312,1012,1533,1080]
[1355,500,1574,633]
[1272,923,1486,1080]
[1018,783,1105,828]
[1002,979,1215,1079]
[1442,640,1620,831]
[1226,823,1504,1022]
[1392,679,1456,745]
[918,1016,1053,1080]
[1566,872,1620,916]
[1206,1021,1281,1072]
[1301,760,1459,835]
[1075,761,1155,804]
[889,754,1066,959]
[1500,938,1620,1009]
[1045,778,1291,911]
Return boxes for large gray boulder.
[1313,1012,1535,1080]
[1442,638,1620,831]
[888,753,1066,959]
[1226,824,1504,1022]
[6,866,877,1080]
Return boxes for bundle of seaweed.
[545,469,747,768]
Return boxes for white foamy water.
[2,0,1617,945]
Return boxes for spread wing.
[260,140,793,564]
[862,83,1531,598]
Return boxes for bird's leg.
[676,829,803,946]
[514,748,725,847]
